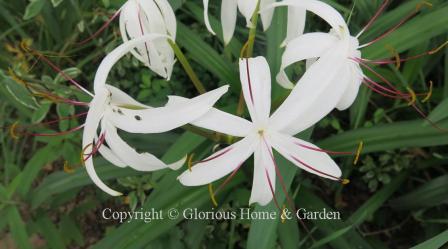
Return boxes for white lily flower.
[119,0,177,79]
[272,0,442,113]
[177,57,346,206]
[203,0,277,45]
[83,34,229,196]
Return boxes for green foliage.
[0,0,447,248]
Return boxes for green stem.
[169,39,207,94]
[245,3,260,58]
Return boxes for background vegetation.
[0,0,447,248]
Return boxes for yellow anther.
[416,1,433,11]
[20,39,33,53]
[406,87,417,106]
[187,153,194,172]
[385,45,401,69]
[353,141,364,165]
[281,205,287,224]
[80,143,94,166]
[428,40,448,55]
[9,121,20,140]
[63,161,75,173]
[422,80,433,103]
[123,196,130,204]
[342,179,350,185]
[208,183,218,207]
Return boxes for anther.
[353,141,364,165]
[63,161,75,173]
[208,183,218,207]
[406,87,417,106]
[187,153,194,172]
[341,179,350,185]
[9,121,20,140]
[422,80,433,103]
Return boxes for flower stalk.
[168,39,207,94]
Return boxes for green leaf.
[6,206,32,249]
[31,102,52,123]
[35,215,66,249]
[410,229,448,249]
[59,215,84,246]
[0,70,38,110]
[390,175,448,210]
[23,0,46,20]
[425,98,448,125]
[53,67,82,84]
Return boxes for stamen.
[25,124,84,137]
[363,40,448,65]
[356,0,390,38]
[385,45,401,69]
[295,142,353,155]
[291,156,343,182]
[406,87,417,106]
[353,141,364,165]
[9,121,20,140]
[20,44,93,97]
[196,147,233,164]
[208,183,218,207]
[422,80,433,103]
[63,161,75,173]
[187,153,194,172]
[214,162,244,195]
[341,179,350,185]
[362,78,407,99]
[77,10,122,45]
[359,2,431,48]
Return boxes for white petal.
[94,34,170,93]
[237,0,259,27]
[153,0,177,39]
[270,41,350,135]
[270,132,341,181]
[249,139,275,206]
[281,7,306,47]
[103,121,181,171]
[259,0,275,31]
[106,85,229,133]
[277,32,338,89]
[107,85,152,109]
[267,0,348,35]
[82,89,122,196]
[178,135,257,186]
[335,64,363,110]
[221,0,238,45]
[203,0,216,35]
[167,95,253,137]
[239,57,272,126]
[96,134,127,168]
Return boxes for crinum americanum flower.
[80,0,177,80]
[177,57,351,206]
[82,34,229,196]
[269,0,447,121]
[203,0,306,46]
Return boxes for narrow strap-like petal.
[94,34,170,93]
[270,132,342,181]
[203,0,216,35]
[167,95,253,137]
[103,121,181,171]
[267,0,348,35]
[107,85,152,109]
[281,6,306,47]
[221,0,238,45]
[335,64,363,110]
[106,85,229,133]
[249,139,275,206]
[277,32,338,89]
[178,135,257,186]
[82,89,122,196]
[237,0,258,28]
[239,57,272,126]
[259,0,275,31]
[153,0,177,39]
[270,41,350,135]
